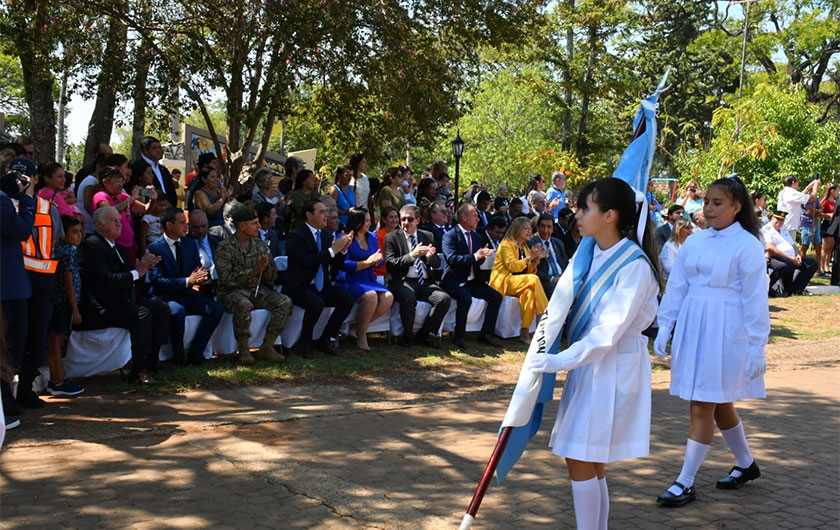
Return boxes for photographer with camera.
[1,161,39,423]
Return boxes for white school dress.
[548,239,659,463]
[657,221,770,403]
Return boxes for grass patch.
[769,294,840,343]
[103,335,530,395]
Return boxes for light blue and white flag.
[495,67,671,483]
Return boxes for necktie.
[466,231,473,254]
[314,230,324,291]
[545,240,559,277]
[113,244,125,265]
[409,234,425,285]
[174,240,183,272]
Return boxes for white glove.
[744,355,766,379]
[653,329,670,359]
[524,353,565,374]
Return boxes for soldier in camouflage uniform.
[215,204,291,365]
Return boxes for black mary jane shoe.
[657,482,696,507]
[716,461,761,490]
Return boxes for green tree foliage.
[675,83,840,205]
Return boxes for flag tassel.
[459,426,513,529]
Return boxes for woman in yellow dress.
[490,216,549,343]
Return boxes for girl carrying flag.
[525,177,663,529]
[654,176,769,507]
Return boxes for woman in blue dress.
[329,165,356,227]
[336,208,393,350]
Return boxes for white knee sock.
[668,439,710,495]
[721,422,754,477]
[597,476,609,530]
[571,477,601,530]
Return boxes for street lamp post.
[452,131,464,204]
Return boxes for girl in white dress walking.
[526,178,663,530]
[654,176,770,507]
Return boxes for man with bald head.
[187,209,221,296]
[78,207,170,384]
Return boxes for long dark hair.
[578,178,664,292]
[295,169,314,191]
[35,161,64,192]
[345,207,369,236]
[707,176,761,239]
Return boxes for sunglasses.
[400,217,416,222]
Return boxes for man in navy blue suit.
[148,207,223,365]
[441,203,504,350]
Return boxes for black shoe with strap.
[716,460,761,490]
[657,481,696,507]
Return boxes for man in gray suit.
[385,204,451,348]
[528,214,569,298]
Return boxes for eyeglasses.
[400,217,416,222]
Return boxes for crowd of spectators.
[1,134,838,434]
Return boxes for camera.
[139,188,155,199]
[0,170,31,199]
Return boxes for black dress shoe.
[397,335,413,348]
[716,461,760,489]
[133,372,162,385]
[17,388,46,409]
[316,337,338,356]
[657,482,696,507]
[419,335,440,349]
[477,334,504,347]
[297,342,315,359]
[452,337,469,350]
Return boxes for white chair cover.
[159,315,215,361]
[443,297,488,334]
[339,303,393,336]
[64,328,132,379]
[494,296,537,338]
[388,301,440,336]
[211,310,282,355]
[280,305,333,348]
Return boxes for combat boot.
[255,334,285,363]
[238,338,255,365]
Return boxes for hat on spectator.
[771,210,787,220]
[229,203,257,225]
[9,158,36,177]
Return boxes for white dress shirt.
[777,186,811,231]
[760,223,796,258]
[142,154,168,192]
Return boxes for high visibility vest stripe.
[21,197,58,274]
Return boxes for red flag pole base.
[459,426,514,529]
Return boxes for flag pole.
[459,426,513,530]
[459,74,661,530]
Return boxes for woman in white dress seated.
[659,218,693,279]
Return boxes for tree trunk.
[57,70,68,165]
[17,47,56,164]
[561,0,575,151]
[83,16,127,166]
[575,22,598,160]
[130,45,152,161]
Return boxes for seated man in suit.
[285,199,356,357]
[187,209,221,298]
[215,204,291,365]
[148,207,224,365]
[528,213,569,298]
[385,204,451,348]
[441,203,504,349]
[78,206,169,385]
[479,215,507,282]
[255,202,283,257]
[419,200,450,281]
[657,204,684,248]
[474,191,493,232]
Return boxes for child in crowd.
[655,176,769,507]
[140,197,170,250]
[60,187,86,223]
[45,216,86,397]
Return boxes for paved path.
[1,343,838,529]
